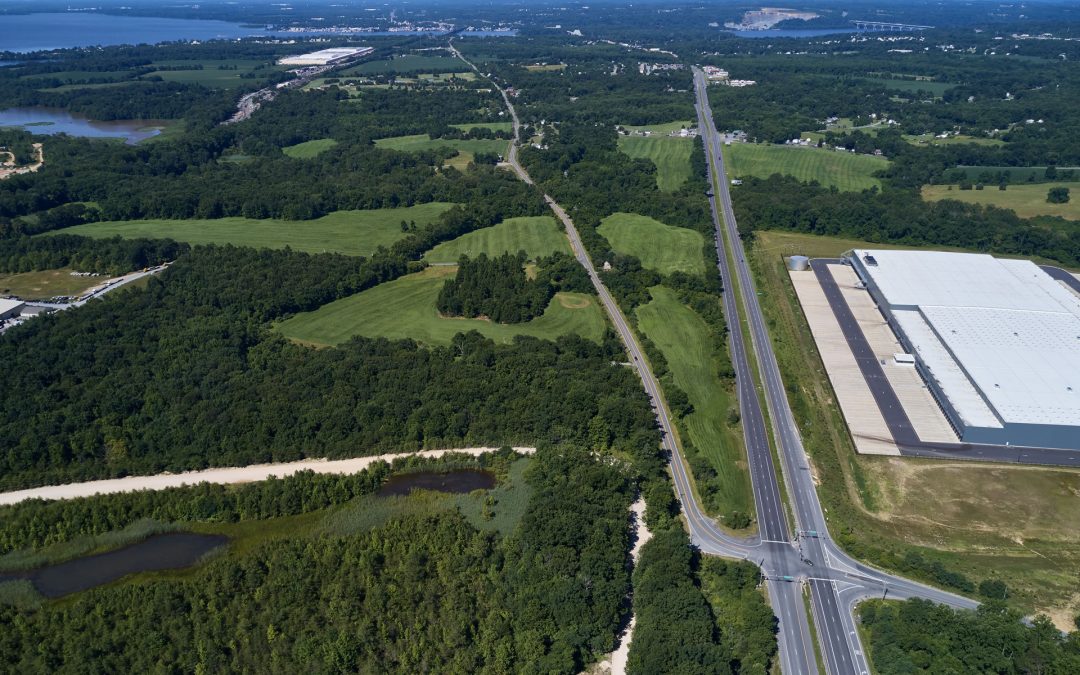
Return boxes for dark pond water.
[0,533,227,598]
[0,107,169,144]
[378,469,496,497]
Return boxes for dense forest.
[0,245,661,490]
[437,252,552,323]
[0,447,647,673]
[732,175,1080,267]
[0,235,185,276]
[860,599,1080,673]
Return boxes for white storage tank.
[787,255,810,272]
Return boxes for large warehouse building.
[849,249,1080,450]
[278,47,374,67]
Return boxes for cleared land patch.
[723,143,888,191]
[283,138,338,158]
[750,228,1080,622]
[374,134,510,169]
[636,286,752,521]
[922,183,1080,220]
[424,216,569,263]
[276,266,607,347]
[598,212,706,275]
[341,55,462,76]
[0,269,103,300]
[53,203,455,257]
[618,134,694,191]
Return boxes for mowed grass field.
[922,183,1080,220]
[374,134,510,169]
[750,228,1080,625]
[597,212,706,275]
[54,203,455,257]
[283,138,338,159]
[0,269,103,300]
[451,122,513,133]
[276,266,607,347]
[340,55,463,76]
[636,286,752,520]
[618,134,694,191]
[424,216,569,263]
[723,143,888,191]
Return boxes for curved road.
[454,42,979,674]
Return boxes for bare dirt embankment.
[0,447,536,506]
[586,497,652,675]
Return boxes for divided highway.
[458,42,980,673]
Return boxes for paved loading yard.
[789,262,956,456]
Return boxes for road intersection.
[458,43,979,673]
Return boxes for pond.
[378,469,496,497]
[0,107,169,144]
[0,533,227,598]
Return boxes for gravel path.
[0,447,536,506]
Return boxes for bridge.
[852,20,933,31]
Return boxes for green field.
[621,121,694,135]
[424,216,569,263]
[374,134,510,169]
[450,122,513,133]
[417,72,476,82]
[922,183,1080,220]
[283,138,339,159]
[276,266,607,347]
[750,229,1080,625]
[903,133,1005,148]
[0,269,103,300]
[340,55,463,76]
[723,143,888,191]
[636,286,752,521]
[597,212,706,275]
[856,77,953,95]
[618,134,694,191]
[54,203,455,257]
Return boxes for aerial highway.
[693,67,979,674]
[458,42,979,673]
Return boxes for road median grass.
[424,215,569,262]
[749,228,1080,626]
[723,143,888,191]
[598,212,706,276]
[276,266,607,347]
[51,203,455,257]
[636,286,752,523]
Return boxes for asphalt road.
[694,67,979,674]
[462,48,981,675]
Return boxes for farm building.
[848,249,1080,450]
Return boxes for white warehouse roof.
[854,250,1080,430]
[278,47,373,66]
[0,298,24,315]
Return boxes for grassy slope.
[636,286,752,519]
[723,143,888,191]
[619,135,694,192]
[283,138,339,158]
[598,213,706,275]
[276,266,607,347]
[0,269,103,300]
[424,216,569,263]
[749,228,1080,625]
[52,203,455,257]
[922,183,1080,220]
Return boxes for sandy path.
[587,497,652,675]
[0,447,536,506]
